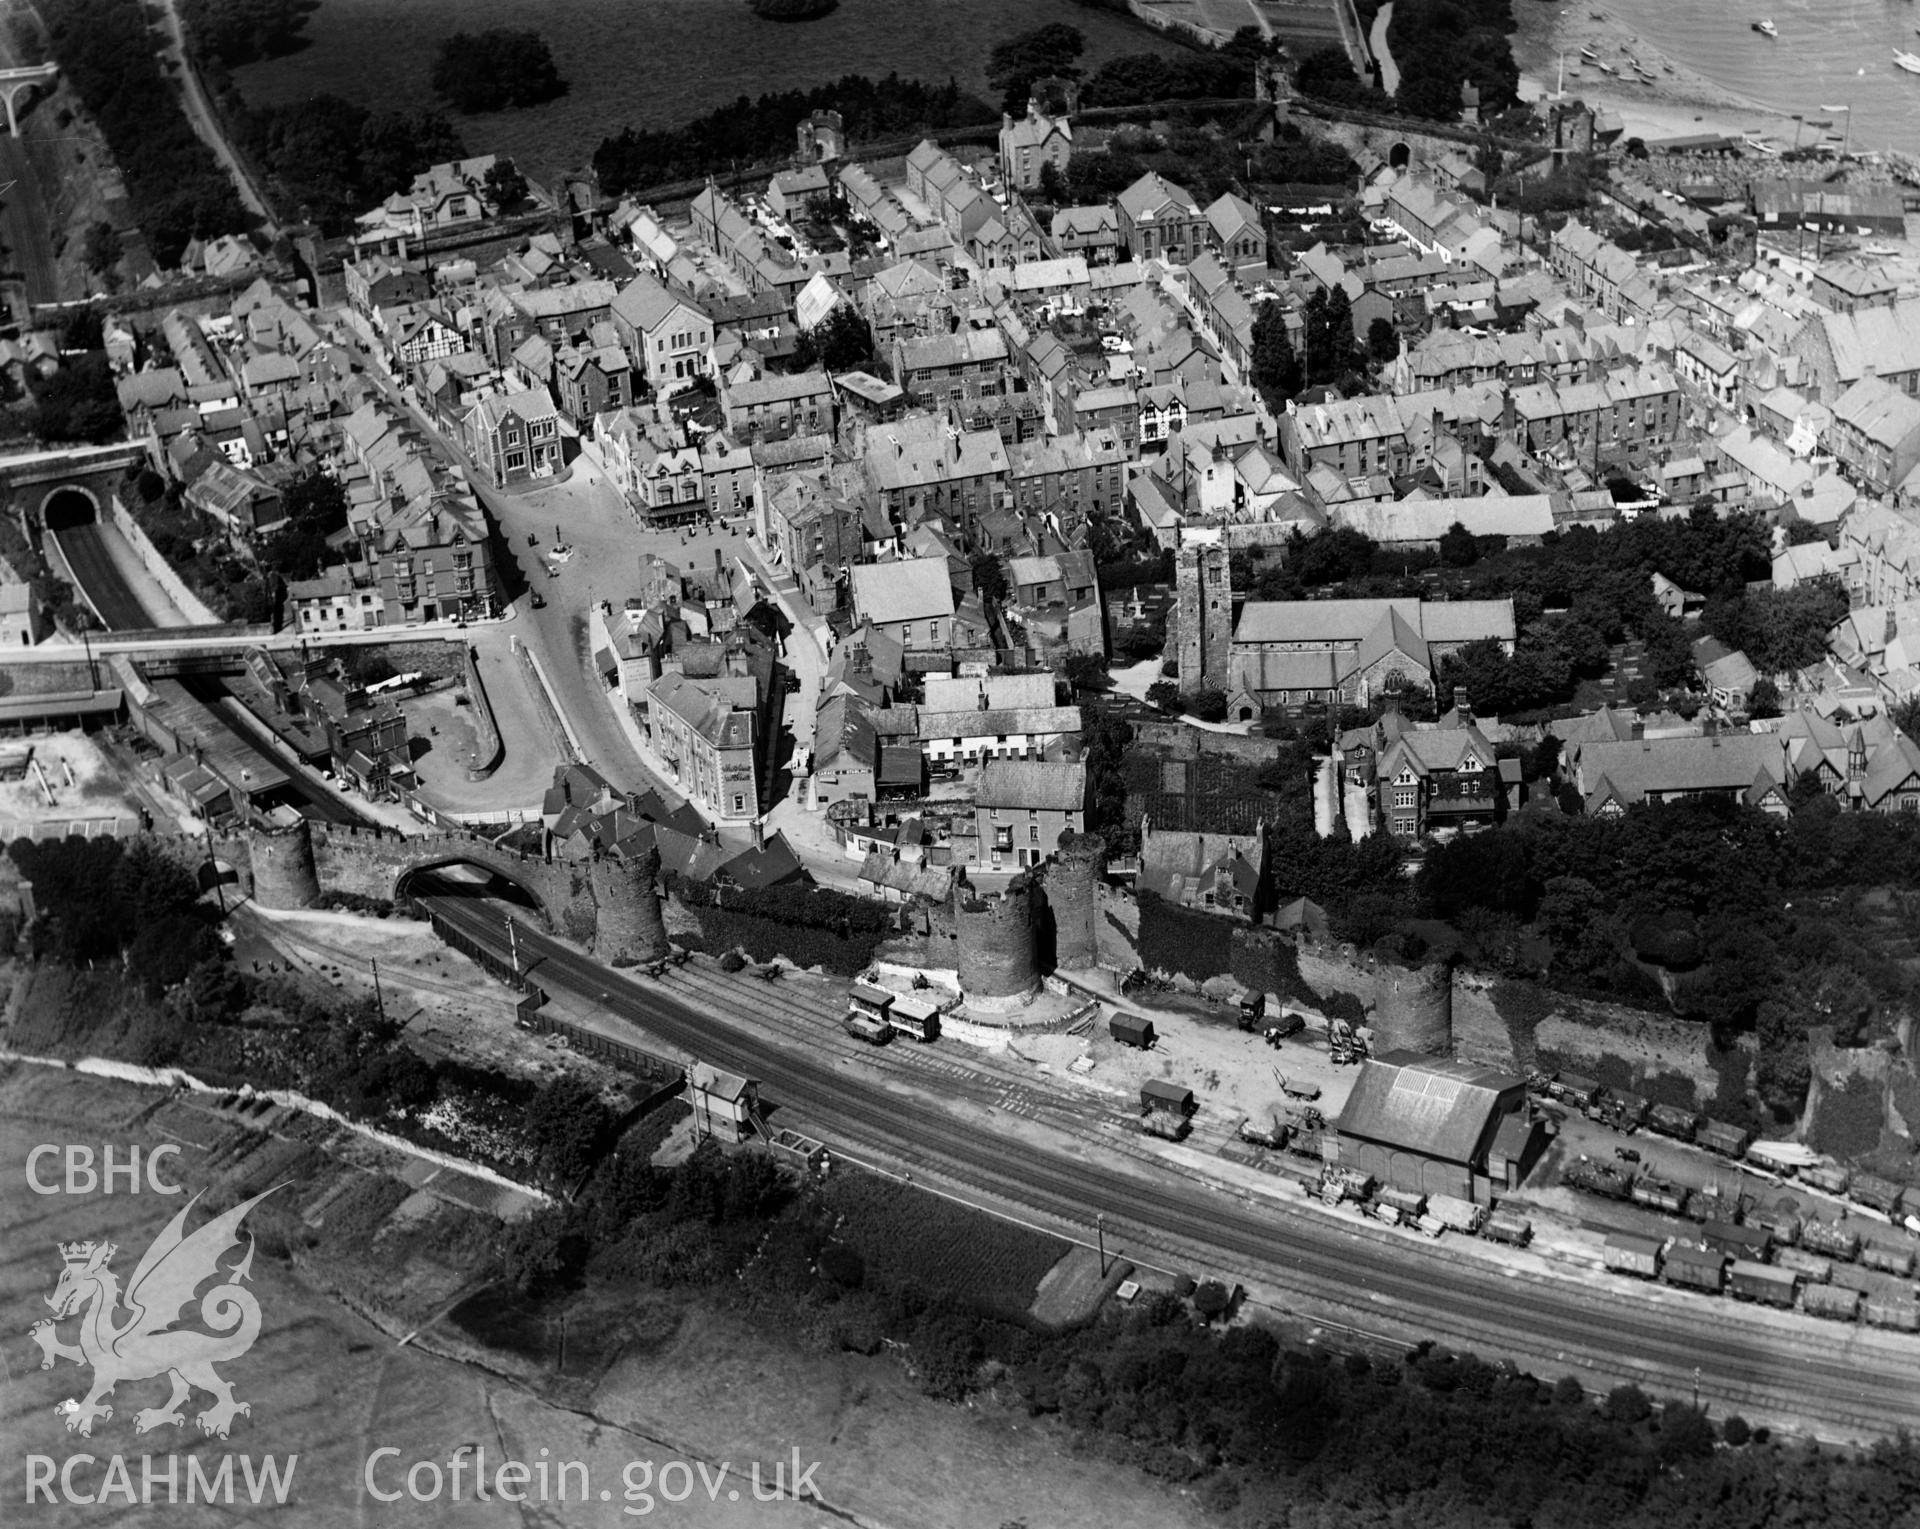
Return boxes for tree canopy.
[429,29,567,114]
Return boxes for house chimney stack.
[1454,686,1471,723]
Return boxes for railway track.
[420,894,1920,1439]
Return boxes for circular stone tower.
[955,877,1040,1010]
[1045,830,1105,972]
[590,845,670,965]
[246,816,318,910]
[1371,957,1454,1056]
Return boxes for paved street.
[326,312,843,847]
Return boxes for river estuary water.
[1582,0,1920,153]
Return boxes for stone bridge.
[0,442,151,532]
[248,818,668,964]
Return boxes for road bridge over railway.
[0,63,57,137]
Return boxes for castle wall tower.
[1174,542,1230,695]
[1044,830,1104,971]
[247,816,318,910]
[955,879,1040,1010]
[591,845,669,965]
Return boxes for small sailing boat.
[1896,47,1920,74]
[1752,19,1778,37]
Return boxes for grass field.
[825,1171,1070,1314]
[230,0,1189,176]
[1,1065,1203,1529]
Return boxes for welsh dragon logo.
[28,1187,278,1439]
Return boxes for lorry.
[1327,1017,1370,1065]
[1236,990,1266,1031]
[1378,1188,1427,1222]
[1413,1215,1448,1239]
[1602,1233,1665,1280]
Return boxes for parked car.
[529,592,546,609]
[1615,1147,1641,1164]
[548,544,575,563]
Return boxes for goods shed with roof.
[1331,1050,1546,1203]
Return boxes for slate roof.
[849,557,954,625]
[975,758,1085,811]
[1234,598,1515,647]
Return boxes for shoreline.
[1510,3,1806,145]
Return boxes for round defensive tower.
[1371,957,1454,1056]
[1046,830,1105,972]
[591,844,669,965]
[246,815,318,910]
[955,877,1040,1010]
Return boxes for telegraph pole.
[506,916,520,980]
[203,817,226,914]
[371,956,388,1024]
[1096,1211,1108,1276]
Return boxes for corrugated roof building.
[1332,1050,1543,1203]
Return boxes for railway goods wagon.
[1606,1089,1650,1129]
[1863,1296,1920,1333]
[1565,1156,1634,1200]
[1850,1173,1903,1216]
[1427,1193,1485,1234]
[1701,1220,1772,1263]
[1661,1243,1727,1294]
[844,1012,893,1045]
[1774,1246,1833,1283]
[1369,1201,1403,1226]
[1481,1210,1532,1246]
[1801,1283,1862,1322]
[1728,1259,1798,1308]
[1414,1214,1447,1238]
[887,993,941,1042]
[1800,1160,1850,1195]
[1378,1188,1427,1221]
[1749,1205,1802,1247]
[1683,1188,1739,1225]
[1548,1072,1602,1109]
[1110,1014,1156,1049]
[1799,1218,1862,1261]
[1603,1233,1665,1279]
[1629,1175,1688,1214]
[1648,1103,1700,1141]
[1699,1120,1755,1159]
[1859,1240,1917,1277]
